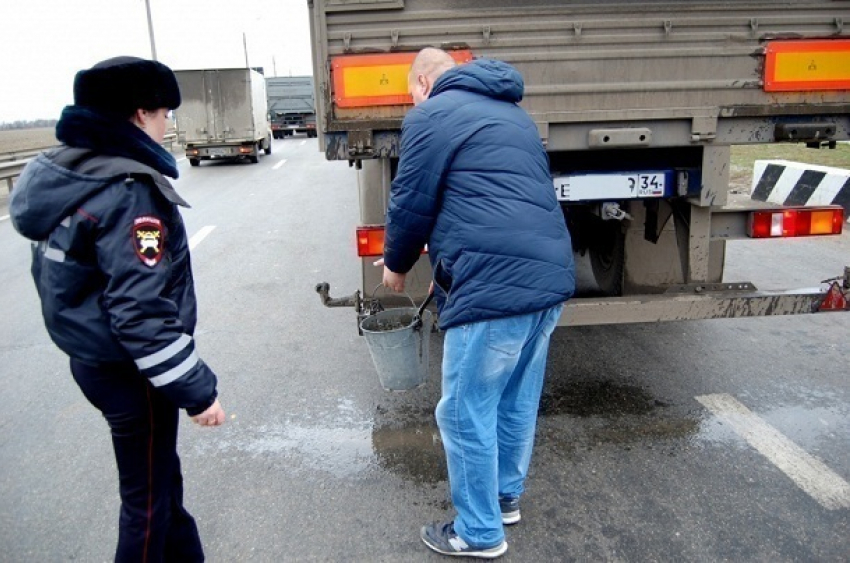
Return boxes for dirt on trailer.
[0,128,57,155]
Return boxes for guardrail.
[1,133,177,195]
[1,160,29,194]
[0,148,48,164]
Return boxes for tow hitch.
[315,283,362,311]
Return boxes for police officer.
[10,56,224,562]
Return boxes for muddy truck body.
[174,68,273,166]
[310,0,850,326]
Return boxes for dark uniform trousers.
[70,359,205,563]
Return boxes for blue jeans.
[436,304,562,547]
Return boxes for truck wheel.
[264,135,272,155]
[249,154,259,164]
[189,159,200,167]
[589,222,625,296]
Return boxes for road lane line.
[189,226,216,250]
[177,157,186,163]
[300,140,306,146]
[273,159,288,170]
[0,215,9,222]
[696,393,850,510]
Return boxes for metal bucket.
[360,306,433,391]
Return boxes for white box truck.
[174,68,272,166]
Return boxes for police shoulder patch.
[132,215,165,267]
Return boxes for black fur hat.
[73,56,181,118]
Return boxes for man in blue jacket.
[382,48,576,558]
[11,57,223,561]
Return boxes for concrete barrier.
[751,159,850,222]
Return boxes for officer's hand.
[192,399,225,427]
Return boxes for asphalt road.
[0,137,848,562]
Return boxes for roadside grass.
[730,142,850,193]
[0,128,57,154]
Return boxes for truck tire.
[264,135,272,155]
[589,221,625,296]
[189,158,200,167]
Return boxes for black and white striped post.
[752,160,850,222]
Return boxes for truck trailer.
[267,76,318,138]
[309,0,850,326]
[174,68,273,166]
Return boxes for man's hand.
[383,267,407,293]
[191,399,225,427]
[374,258,407,293]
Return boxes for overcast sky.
[1,0,314,123]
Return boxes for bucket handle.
[370,283,417,310]
[370,283,434,331]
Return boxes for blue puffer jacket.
[383,58,575,329]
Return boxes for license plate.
[553,172,669,201]
[208,147,228,157]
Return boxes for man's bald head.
[408,48,457,105]
[410,48,456,83]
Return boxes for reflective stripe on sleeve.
[148,351,199,387]
[135,333,193,370]
[44,247,66,263]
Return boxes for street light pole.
[145,0,158,60]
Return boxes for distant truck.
[266,76,317,138]
[174,68,272,166]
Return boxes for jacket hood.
[10,147,184,241]
[430,58,524,104]
[11,151,109,240]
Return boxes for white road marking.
[273,159,288,170]
[300,140,306,146]
[177,157,186,163]
[0,215,9,222]
[696,393,850,510]
[189,226,216,250]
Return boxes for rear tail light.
[355,226,428,257]
[747,207,844,238]
[356,227,385,257]
[239,146,253,154]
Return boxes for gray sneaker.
[499,496,521,525]
[420,520,507,558]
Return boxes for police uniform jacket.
[10,107,217,415]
